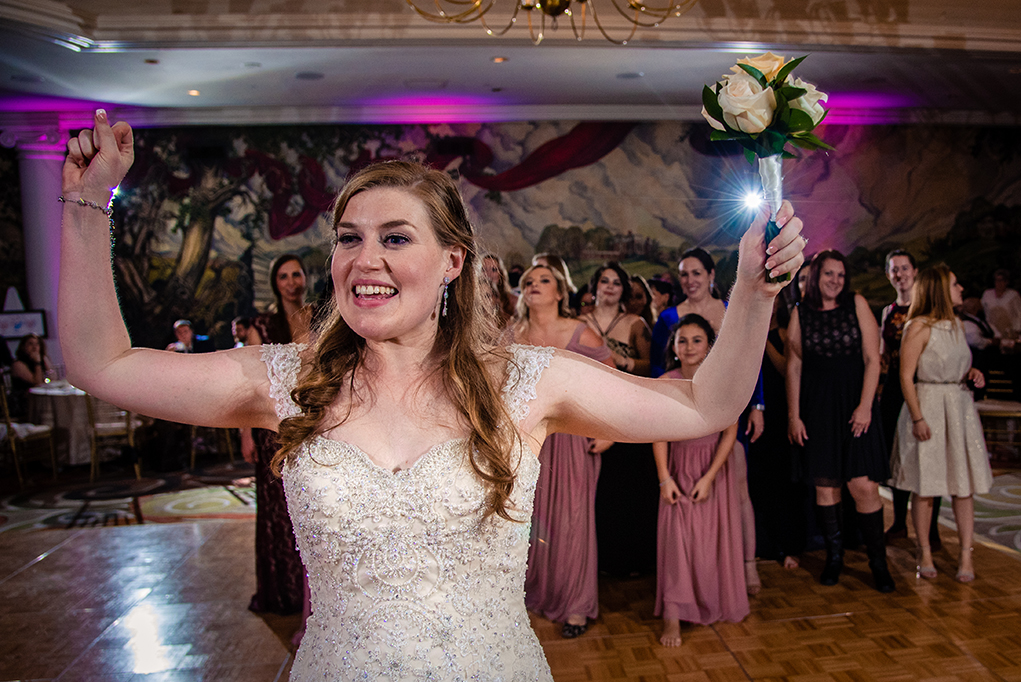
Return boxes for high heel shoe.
[956,547,975,583]
[916,546,937,579]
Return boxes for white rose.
[717,72,777,134]
[701,105,726,131]
[789,77,828,125]
[731,52,787,82]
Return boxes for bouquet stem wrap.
[758,154,790,283]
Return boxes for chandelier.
[404,0,699,45]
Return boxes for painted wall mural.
[5,120,1020,349]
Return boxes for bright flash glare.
[743,192,763,210]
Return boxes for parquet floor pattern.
[1,514,1019,681]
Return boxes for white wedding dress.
[262,343,556,681]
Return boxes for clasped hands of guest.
[659,476,713,505]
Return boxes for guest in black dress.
[242,253,313,643]
[787,250,895,592]
[748,297,809,568]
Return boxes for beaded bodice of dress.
[915,320,969,384]
[261,343,556,681]
[799,303,861,360]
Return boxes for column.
[4,124,67,366]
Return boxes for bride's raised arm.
[59,110,278,430]
[524,203,804,446]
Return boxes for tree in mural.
[112,125,415,348]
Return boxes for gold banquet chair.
[1,372,57,487]
[85,394,145,482]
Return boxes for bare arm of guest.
[690,422,738,502]
[898,318,932,442]
[851,294,881,438]
[628,317,652,376]
[786,307,807,445]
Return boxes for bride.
[59,110,806,680]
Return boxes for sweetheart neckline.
[312,435,469,475]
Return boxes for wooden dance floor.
[1,511,1020,681]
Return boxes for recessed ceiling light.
[243,62,262,69]
[616,72,645,79]
[188,89,200,96]
[295,71,325,81]
[492,56,508,63]
[144,58,159,65]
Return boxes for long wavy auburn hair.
[908,263,958,327]
[272,160,522,521]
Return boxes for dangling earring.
[442,277,450,317]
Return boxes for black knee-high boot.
[816,503,843,586]
[859,509,896,593]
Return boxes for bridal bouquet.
[701,52,833,282]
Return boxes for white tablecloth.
[28,382,90,466]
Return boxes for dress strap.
[502,345,555,424]
[260,343,306,419]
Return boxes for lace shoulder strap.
[260,343,306,420]
[502,344,555,424]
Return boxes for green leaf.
[773,55,807,86]
[736,63,768,88]
[743,147,756,165]
[762,130,787,156]
[711,130,748,141]
[793,131,836,150]
[778,86,807,102]
[701,85,726,126]
[787,108,816,132]
[781,149,799,159]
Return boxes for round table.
[28,382,90,466]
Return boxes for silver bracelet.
[58,195,113,217]
[659,479,671,487]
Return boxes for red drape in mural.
[255,121,636,239]
[460,121,636,192]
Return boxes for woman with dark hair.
[648,277,674,325]
[241,253,312,642]
[578,263,657,578]
[651,247,764,592]
[891,265,991,582]
[651,248,725,376]
[59,111,805,680]
[654,314,748,646]
[512,264,613,638]
[9,334,53,419]
[628,275,655,329]
[580,262,651,375]
[787,250,894,592]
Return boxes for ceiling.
[1,0,1021,132]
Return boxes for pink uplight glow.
[823,91,920,124]
[357,94,508,123]
[0,91,115,113]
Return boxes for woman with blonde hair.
[59,111,805,680]
[891,264,991,582]
[511,263,612,637]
